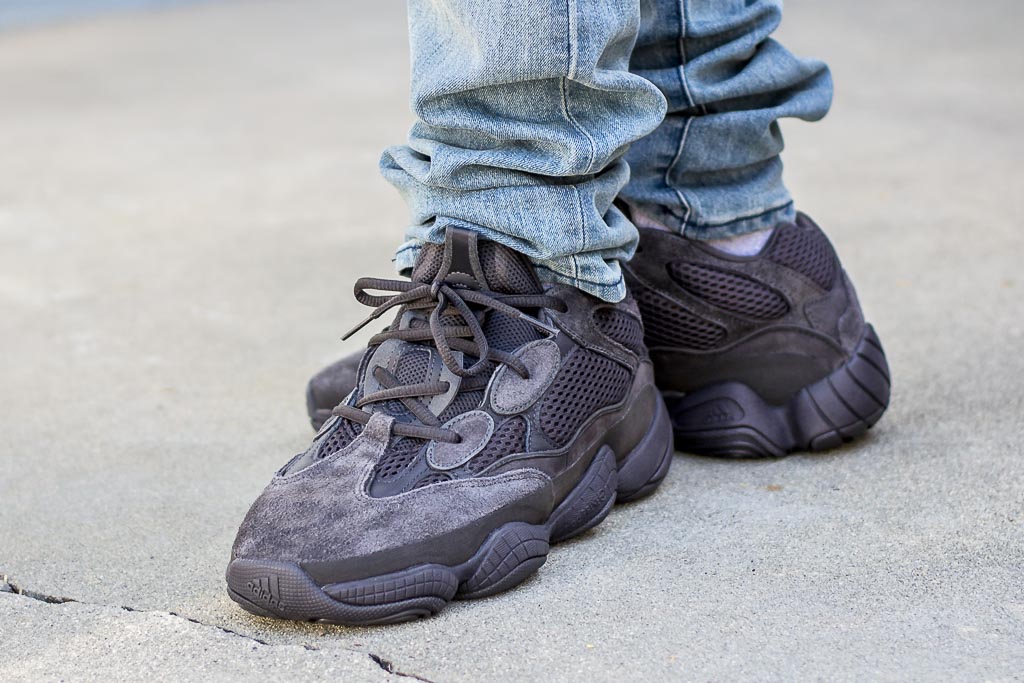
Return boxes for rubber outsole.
[667,324,891,457]
[226,396,673,626]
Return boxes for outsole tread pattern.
[326,568,457,606]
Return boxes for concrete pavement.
[1,0,1022,680]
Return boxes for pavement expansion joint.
[2,573,436,681]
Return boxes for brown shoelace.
[331,273,565,443]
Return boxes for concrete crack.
[2,575,77,604]
[367,652,437,682]
[2,574,267,646]
[4,574,436,680]
[167,610,270,645]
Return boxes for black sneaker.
[306,351,362,431]
[227,228,673,625]
[622,213,891,457]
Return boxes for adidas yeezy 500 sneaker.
[622,213,891,457]
[305,214,891,458]
[227,228,673,625]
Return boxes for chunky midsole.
[668,324,890,457]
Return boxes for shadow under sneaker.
[227,227,673,625]
[622,212,891,457]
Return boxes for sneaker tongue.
[411,228,542,295]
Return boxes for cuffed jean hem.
[395,240,628,303]
[627,196,796,241]
[681,199,796,241]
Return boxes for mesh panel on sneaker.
[411,243,445,283]
[437,389,485,423]
[478,241,541,294]
[593,308,646,355]
[393,348,431,384]
[372,437,424,482]
[768,223,837,290]
[380,347,432,416]
[538,349,631,446]
[632,284,728,350]
[667,262,790,319]
[461,417,527,474]
[483,312,541,352]
[281,413,364,474]
[314,419,363,460]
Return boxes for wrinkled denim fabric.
[384,0,832,301]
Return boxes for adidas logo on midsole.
[246,576,285,610]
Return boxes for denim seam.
[559,79,598,176]
[560,0,597,174]
[561,0,591,282]
[666,0,700,232]
[679,0,708,116]
[675,0,695,108]
[666,116,694,229]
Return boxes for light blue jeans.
[382,0,832,302]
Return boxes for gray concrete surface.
[1,0,1022,680]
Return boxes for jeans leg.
[382,0,666,302]
[623,0,832,239]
